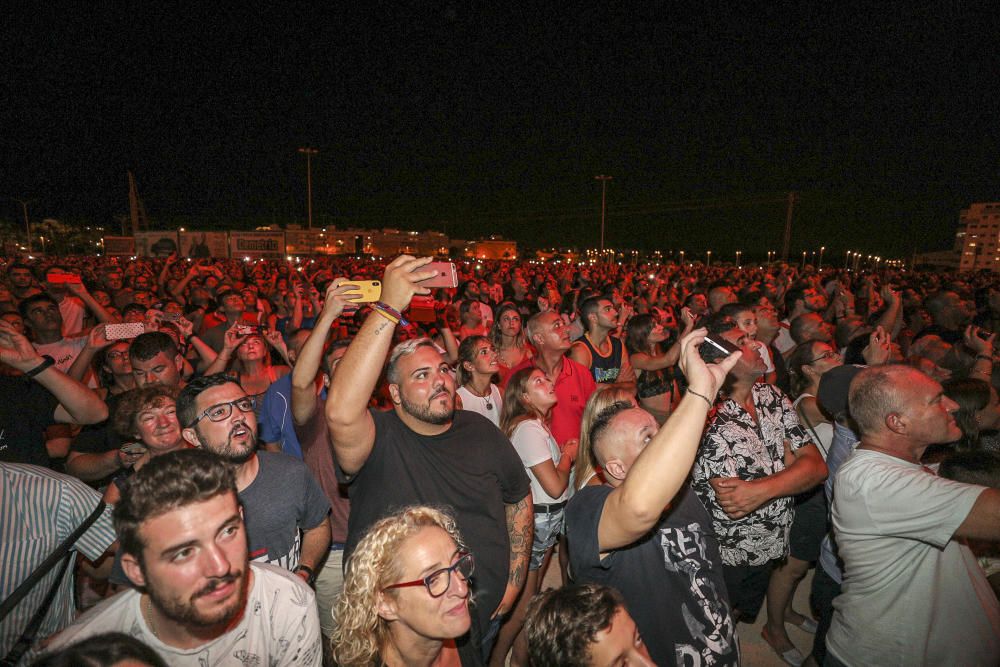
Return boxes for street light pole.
[594,175,613,254]
[298,147,319,229]
[818,246,825,270]
[11,198,34,252]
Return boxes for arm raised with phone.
[325,256,439,474]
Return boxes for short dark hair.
[113,384,180,439]
[322,338,353,376]
[939,450,1000,488]
[784,285,808,313]
[525,583,626,666]
[176,373,239,428]
[121,303,147,319]
[34,632,168,667]
[113,449,237,562]
[129,332,179,363]
[7,262,32,277]
[587,400,635,465]
[578,296,604,327]
[18,293,57,320]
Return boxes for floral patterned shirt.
[692,382,814,566]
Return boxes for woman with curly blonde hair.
[331,506,480,667]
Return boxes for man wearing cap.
[825,364,1000,666]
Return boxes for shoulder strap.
[0,501,107,623]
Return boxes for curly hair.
[112,384,180,440]
[524,583,625,666]
[331,506,467,667]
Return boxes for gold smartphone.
[341,280,382,303]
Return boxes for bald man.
[826,364,1000,666]
[564,329,741,666]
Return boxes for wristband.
[686,388,714,408]
[24,355,55,379]
[371,306,399,326]
[374,301,408,327]
[976,354,993,362]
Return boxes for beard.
[196,422,258,464]
[147,567,247,628]
[400,389,455,425]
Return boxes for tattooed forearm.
[505,494,533,590]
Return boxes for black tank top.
[579,334,624,384]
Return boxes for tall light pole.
[818,246,826,270]
[11,198,34,252]
[298,147,319,229]
[594,175,613,254]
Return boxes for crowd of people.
[1,250,999,666]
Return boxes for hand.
[677,328,741,400]
[880,285,898,305]
[319,279,356,322]
[175,315,194,340]
[64,279,89,298]
[0,319,47,372]
[618,304,634,326]
[263,329,288,355]
[85,324,115,351]
[562,438,580,464]
[116,446,146,469]
[222,323,248,352]
[862,325,892,365]
[709,477,770,519]
[165,252,178,266]
[380,255,438,312]
[491,582,522,619]
[144,309,164,332]
[680,306,696,330]
[964,325,995,356]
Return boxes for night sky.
[5,4,999,258]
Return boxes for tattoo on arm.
[374,320,390,335]
[505,496,533,589]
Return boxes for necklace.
[465,384,494,410]
[145,595,159,638]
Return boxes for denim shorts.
[531,509,564,570]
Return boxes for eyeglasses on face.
[187,396,255,428]
[383,552,474,598]
[106,350,130,361]
[807,350,838,364]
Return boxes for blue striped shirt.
[1,463,116,659]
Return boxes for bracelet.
[687,388,714,408]
[24,355,55,379]
[371,306,399,326]
[374,301,409,327]
[976,354,993,362]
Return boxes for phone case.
[420,263,458,288]
[105,322,145,340]
[342,281,382,303]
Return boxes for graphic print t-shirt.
[566,484,740,666]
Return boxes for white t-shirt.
[58,296,86,337]
[828,449,1000,666]
[773,319,795,354]
[456,385,503,428]
[510,419,566,505]
[42,563,322,666]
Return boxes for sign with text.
[229,231,285,260]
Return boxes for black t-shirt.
[0,375,61,467]
[339,409,531,634]
[566,484,740,666]
[70,392,126,488]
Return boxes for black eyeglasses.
[383,552,474,598]
[807,350,839,364]
[187,397,255,428]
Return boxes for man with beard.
[177,374,331,579]
[326,255,532,659]
[825,365,1000,666]
[773,285,828,355]
[40,449,322,666]
[569,296,636,390]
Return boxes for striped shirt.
[1,464,116,658]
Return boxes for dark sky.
[4,4,999,258]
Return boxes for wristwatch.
[294,564,316,587]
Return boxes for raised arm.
[0,320,108,426]
[325,256,437,475]
[598,328,740,551]
[291,280,354,425]
[203,323,245,375]
[66,280,119,324]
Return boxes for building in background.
[956,203,1000,272]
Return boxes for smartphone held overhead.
[341,280,382,303]
[419,262,458,289]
